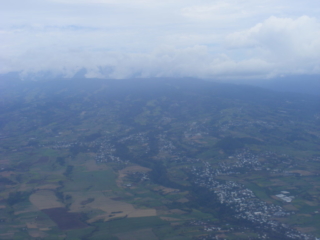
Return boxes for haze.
[1,0,320,81]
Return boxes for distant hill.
[1,72,319,95]
[239,74,320,96]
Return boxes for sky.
[1,0,320,80]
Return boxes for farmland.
[0,78,320,239]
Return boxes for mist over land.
[0,77,320,239]
[1,0,320,239]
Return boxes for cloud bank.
[1,0,320,80]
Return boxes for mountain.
[239,75,320,96]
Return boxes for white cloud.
[0,0,320,80]
[226,16,320,75]
[0,44,275,80]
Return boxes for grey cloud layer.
[1,0,320,79]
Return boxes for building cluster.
[118,132,149,145]
[43,130,317,239]
[218,120,277,132]
[214,149,297,176]
[118,132,151,154]
[196,235,226,240]
[216,152,262,175]
[183,121,210,140]
[95,141,121,163]
[187,220,230,240]
[126,171,150,183]
[187,220,235,233]
[189,161,315,240]
[158,133,176,154]
[50,141,74,149]
[160,116,173,124]
[275,191,294,203]
[311,156,320,162]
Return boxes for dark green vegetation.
[0,78,319,239]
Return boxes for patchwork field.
[1,78,320,239]
[29,190,64,210]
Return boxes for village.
[42,126,318,240]
[188,161,315,240]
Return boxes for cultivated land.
[0,78,319,239]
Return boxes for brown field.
[29,190,64,210]
[42,208,87,230]
[0,171,15,177]
[305,201,318,206]
[0,232,14,239]
[35,184,59,190]
[153,186,179,194]
[26,222,38,229]
[0,159,10,164]
[297,214,312,217]
[157,208,188,216]
[296,227,316,233]
[67,191,156,223]
[28,229,47,238]
[283,204,298,211]
[270,179,287,186]
[176,198,189,203]
[38,228,51,231]
[84,159,109,171]
[215,234,227,239]
[189,136,207,144]
[127,209,157,218]
[116,228,158,240]
[66,191,100,212]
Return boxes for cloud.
[0,0,320,80]
[226,16,320,75]
[0,44,274,80]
